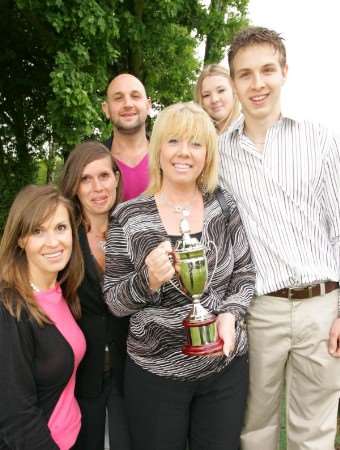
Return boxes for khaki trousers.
[241,290,340,450]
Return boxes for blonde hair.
[195,64,240,133]
[147,102,218,194]
[0,185,84,325]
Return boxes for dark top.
[0,296,73,449]
[75,225,129,398]
[104,189,255,381]
[104,135,113,150]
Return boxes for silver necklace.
[159,192,196,217]
[89,230,106,253]
[97,239,106,253]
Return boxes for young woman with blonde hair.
[195,64,240,134]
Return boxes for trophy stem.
[189,296,214,322]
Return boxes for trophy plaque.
[173,217,223,356]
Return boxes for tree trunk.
[129,0,145,80]
[204,0,226,64]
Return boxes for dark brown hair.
[59,141,122,230]
[228,26,286,78]
[0,185,84,325]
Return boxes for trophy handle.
[168,252,192,299]
[205,240,218,290]
[168,278,192,299]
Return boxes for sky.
[245,0,339,134]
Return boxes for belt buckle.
[289,282,325,300]
[308,282,325,297]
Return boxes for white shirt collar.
[228,112,299,138]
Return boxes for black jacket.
[0,298,71,450]
[75,225,129,398]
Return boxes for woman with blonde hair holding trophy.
[195,64,240,134]
[104,102,254,450]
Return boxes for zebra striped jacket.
[104,189,255,381]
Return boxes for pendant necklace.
[89,230,106,253]
[97,239,106,253]
[159,190,197,218]
[159,190,198,235]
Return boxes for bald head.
[102,73,151,134]
[106,73,147,99]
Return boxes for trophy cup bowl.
[174,219,223,356]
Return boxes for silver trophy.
[173,217,223,355]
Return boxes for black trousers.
[73,371,131,450]
[125,355,248,450]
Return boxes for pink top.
[116,153,149,201]
[35,285,86,450]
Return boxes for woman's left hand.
[216,313,236,357]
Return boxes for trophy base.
[182,339,223,356]
[182,316,223,356]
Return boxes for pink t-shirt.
[116,153,149,201]
[35,285,86,450]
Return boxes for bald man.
[102,73,151,201]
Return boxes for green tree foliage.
[0,0,51,230]
[203,0,249,64]
[16,0,121,149]
[0,0,249,231]
[111,1,203,105]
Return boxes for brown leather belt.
[267,281,339,300]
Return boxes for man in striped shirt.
[219,26,340,450]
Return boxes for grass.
[279,400,340,449]
[336,414,340,450]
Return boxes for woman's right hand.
[145,241,175,292]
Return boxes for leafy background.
[0,0,248,230]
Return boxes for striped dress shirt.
[219,116,340,296]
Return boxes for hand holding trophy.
[172,214,223,356]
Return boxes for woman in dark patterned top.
[59,141,130,450]
[104,102,255,450]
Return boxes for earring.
[198,172,207,193]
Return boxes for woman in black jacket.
[60,141,130,450]
[0,185,85,449]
